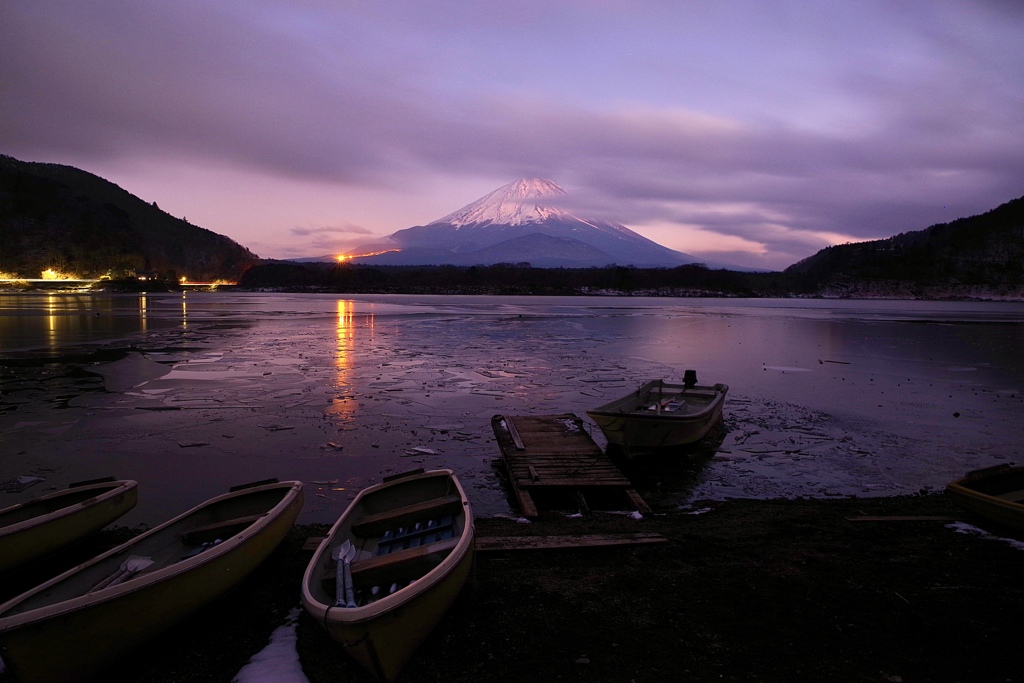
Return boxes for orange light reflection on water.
[333,299,372,422]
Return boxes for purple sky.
[3,1,1023,270]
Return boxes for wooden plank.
[492,412,651,517]
[506,417,526,450]
[625,489,653,516]
[476,533,668,552]
[513,476,632,487]
[513,487,539,518]
[846,515,958,522]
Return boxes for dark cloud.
[2,1,1022,270]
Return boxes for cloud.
[2,0,1023,270]
[290,225,374,238]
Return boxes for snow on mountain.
[351,178,711,268]
[433,178,571,227]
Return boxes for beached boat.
[946,464,1024,530]
[587,372,728,455]
[0,479,303,683]
[301,468,475,683]
[0,477,138,576]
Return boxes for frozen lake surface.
[2,292,1023,524]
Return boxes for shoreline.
[4,493,1023,682]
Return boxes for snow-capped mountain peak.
[350,177,714,268]
[431,178,571,227]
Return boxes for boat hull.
[302,469,475,682]
[946,464,1024,531]
[0,480,303,683]
[587,380,728,454]
[0,479,138,575]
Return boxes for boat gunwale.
[947,464,1024,497]
[0,480,303,628]
[0,479,139,538]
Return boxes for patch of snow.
[232,607,309,683]
[432,178,570,227]
[947,522,1024,551]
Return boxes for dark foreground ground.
[4,494,1024,683]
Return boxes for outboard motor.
[683,369,697,389]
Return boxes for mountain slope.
[353,178,706,268]
[785,194,1024,292]
[0,154,258,280]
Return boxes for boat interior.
[317,486,466,607]
[958,466,1024,503]
[629,382,722,415]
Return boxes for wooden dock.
[491,413,651,518]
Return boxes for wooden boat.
[0,477,138,575]
[946,464,1024,530]
[301,468,475,682]
[587,371,728,455]
[0,479,303,683]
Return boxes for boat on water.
[0,477,138,576]
[946,464,1024,530]
[0,479,303,683]
[301,468,475,683]
[587,371,728,455]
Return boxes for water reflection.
[331,299,373,422]
[0,293,188,353]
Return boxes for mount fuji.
[348,179,708,268]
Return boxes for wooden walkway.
[491,413,651,518]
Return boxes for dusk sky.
[3,1,1023,271]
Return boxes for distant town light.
[336,250,399,262]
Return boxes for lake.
[2,292,1023,524]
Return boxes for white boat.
[587,371,728,455]
[301,468,475,682]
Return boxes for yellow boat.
[587,372,728,455]
[0,477,138,575]
[0,479,303,683]
[946,464,1024,530]
[301,468,475,682]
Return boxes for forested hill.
[0,154,258,281]
[784,195,1024,298]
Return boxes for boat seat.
[351,536,460,587]
[320,536,460,588]
[181,514,264,545]
[351,495,464,537]
[375,516,454,555]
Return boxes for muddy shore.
[3,493,1023,683]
